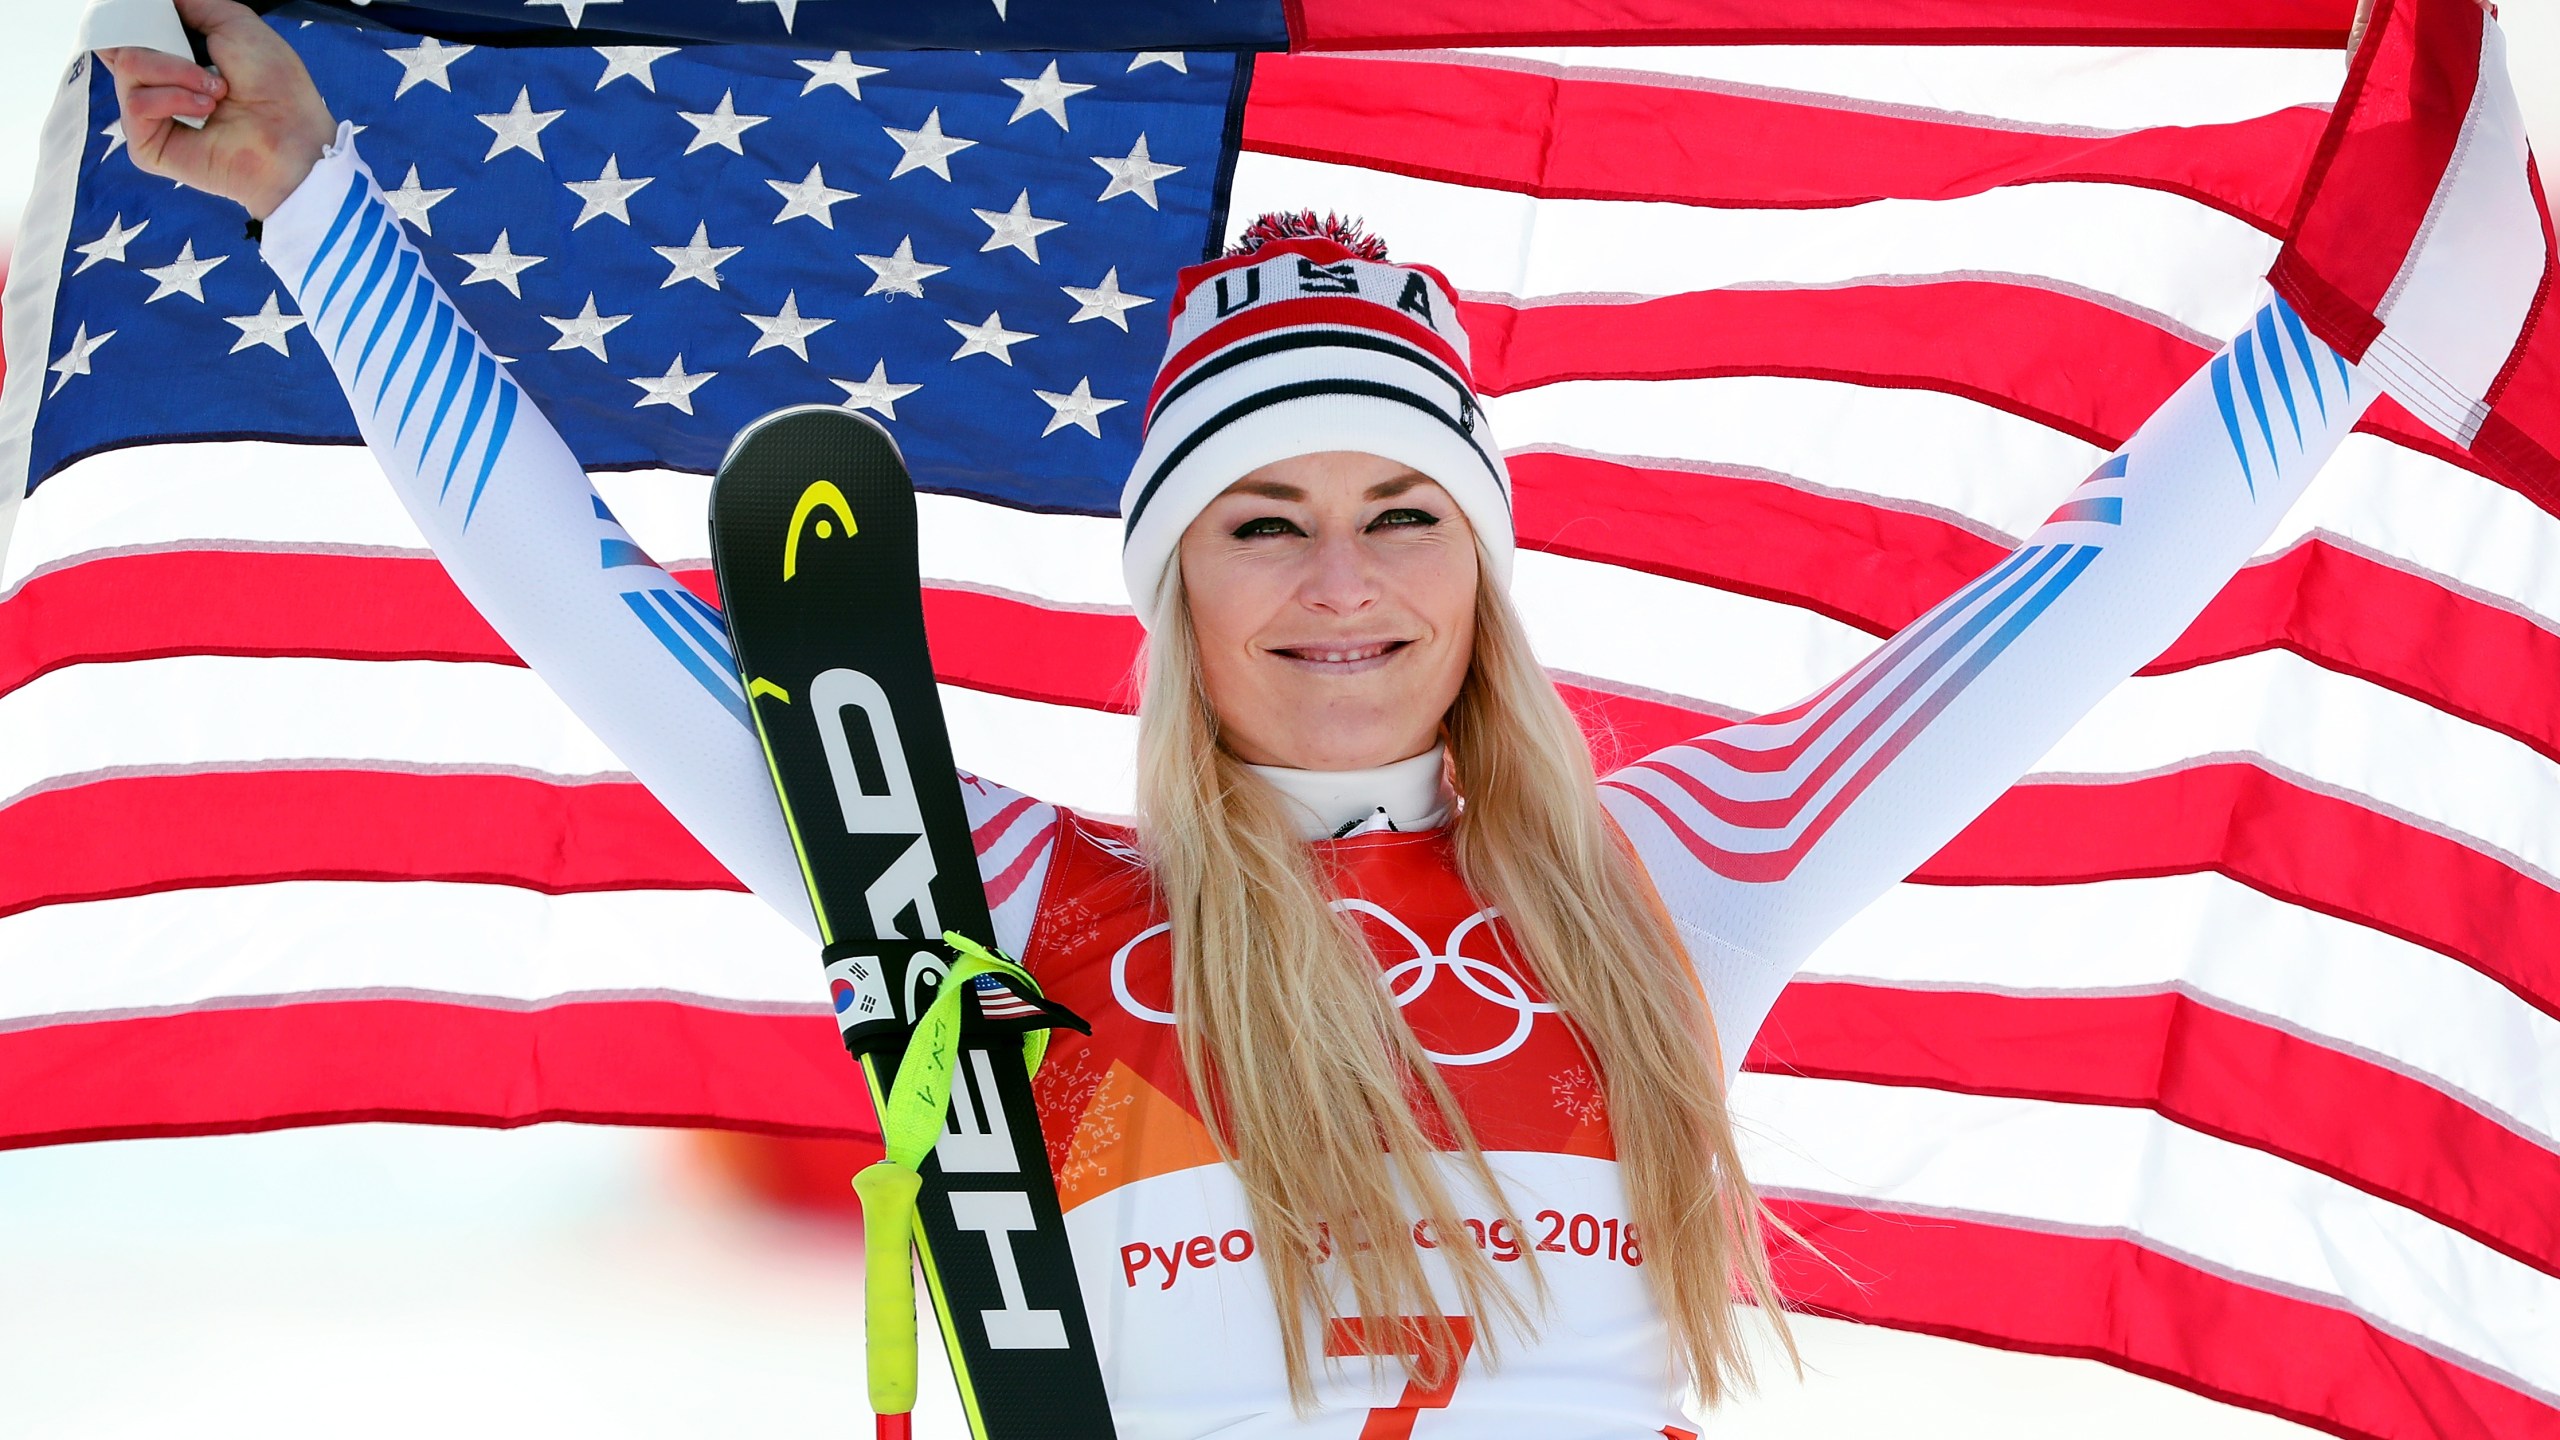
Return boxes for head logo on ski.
[783,478,860,581]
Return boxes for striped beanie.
[1118,214,1513,627]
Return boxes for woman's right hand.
[100,0,337,220]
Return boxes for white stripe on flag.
[1230,152,2277,339]
[1734,1073,2560,1398]
[1808,873,2560,1148]
[0,881,813,1024]
[1456,45,2347,129]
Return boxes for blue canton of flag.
[33,1,1242,514]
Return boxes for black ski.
[708,405,1115,1440]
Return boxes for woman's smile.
[1263,637,1415,671]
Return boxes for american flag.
[971,973,1045,1022]
[2,2,2555,1438]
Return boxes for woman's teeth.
[1286,642,1399,663]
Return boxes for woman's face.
[1175,450,1479,771]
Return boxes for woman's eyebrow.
[1221,474,1427,502]
[1227,480,1306,500]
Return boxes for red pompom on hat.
[1226,209,1393,262]
[1116,211,1512,627]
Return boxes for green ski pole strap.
[852,933,1072,1418]
[881,934,1047,1165]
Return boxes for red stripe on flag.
[1,549,510,696]
[1245,54,2324,232]
[1753,982,2560,1280]
[0,998,880,1154]
[2155,533,2560,767]
[1766,1196,2560,1440]
[0,768,740,920]
[1284,0,2356,50]
[1461,282,2192,447]
[1454,285,2485,487]
[1920,762,2560,1024]
[1511,449,1996,635]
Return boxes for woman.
[104,2,2446,1434]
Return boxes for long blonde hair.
[1134,565,1796,1406]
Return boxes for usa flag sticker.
[972,973,1044,1021]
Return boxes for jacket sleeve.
[257,127,824,932]
[1600,294,2376,1063]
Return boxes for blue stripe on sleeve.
[2254,306,2302,444]
[462,378,518,527]
[650,584,738,663]
[1940,544,2103,692]
[442,353,499,499]
[332,225,401,353]
[1847,546,2098,793]
[397,302,456,440]
[2047,496,2123,526]
[2208,353,2254,494]
[621,590,752,727]
[312,199,386,330]
[352,247,420,379]
[297,173,371,291]
[599,537,654,569]
[671,586,729,636]
[418,333,476,462]
[2231,328,2282,477]
[373,276,437,412]
[2273,298,2328,421]
[1862,545,2047,691]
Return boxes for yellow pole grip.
[849,937,1057,1422]
[852,1160,926,1415]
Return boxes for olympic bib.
[1023,815,1619,1215]
[1017,816,1689,1439]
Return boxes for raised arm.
[1602,298,2373,1053]
[115,5,819,930]
[251,126,823,936]
[105,2,1081,940]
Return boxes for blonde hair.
[1134,566,1796,1406]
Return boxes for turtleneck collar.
[1245,744,1455,841]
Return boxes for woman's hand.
[99,0,336,220]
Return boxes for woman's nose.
[1297,531,1380,614]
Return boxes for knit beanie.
[1118,213,1514,627]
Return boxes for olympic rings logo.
[1108,902,1558,1067]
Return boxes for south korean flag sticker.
[823,951,895,1036]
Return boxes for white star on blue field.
[30,4,1238,518]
